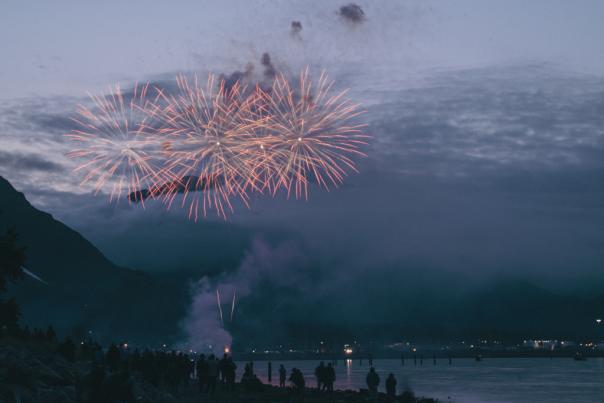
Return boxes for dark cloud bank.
[2,63,603,282]
[2,63,604,346]
[0,150,63,173]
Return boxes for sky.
[1,0,604,295]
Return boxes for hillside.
[0,177,188,345]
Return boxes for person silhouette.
[279,364,287,387]
[314,361,325,390]
[386,373,397,399]
[289,368,305,394]
[366,367,380,395]
[196,354,208,392]
[206,355,218,394]
[224,356,236,391]
[325,362,335,392]
[219,353,229,386]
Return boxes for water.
[236,357,604,402]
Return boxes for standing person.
[182,354,193,387]
[314,362,325,390]
[268,361,272,383]
[165,355,180,392]
[206,355,218,394]
[196,354,208,393]
[366,367,380,395]
[386,373,397,399]
[224,356,237,391]
[279,364,287,387]
[241,362,254,391]
[289,368,305,394]
[218,354,229,386]
[325,362,336,392]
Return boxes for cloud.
[1,63,603,290]
[2,97,80,143]
[367,64,604,178]
[25,113,77,136]
[0,150,64,173]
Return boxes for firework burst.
[66,83,163,203]
[149,74,262,220]
[255,68,368,199]
[66,68,369,220]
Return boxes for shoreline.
[0,340,439,403]
[189,384,439,403]
[232,351,604,362]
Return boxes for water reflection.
[237,358,604,403]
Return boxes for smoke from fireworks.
[181,238,312,352]
[66,68,369,219]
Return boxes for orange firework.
[66,83,163,204]
[254,68,368,199]
[66,68,369,220]
[148,74,260,220]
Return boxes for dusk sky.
[1,0,604,290]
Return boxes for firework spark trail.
[216,289,224,328]
[66,83,164,204]
[21,267,49,285]
[230,288,237,322]
[66,68,369,219]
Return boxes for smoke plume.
[338,3,365,25]
[260,53,277,80]
[290,21,303,39]
[180,237,313,352]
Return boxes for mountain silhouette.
[0,176,188,345]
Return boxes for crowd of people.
[313,361,336,391]
[86,345,408,399]
[192,357,404,398]
[77,345,197,401]
[195,353,237,393]
[366,366,399,398]
[194,358,406,400]
[3,323,409,400]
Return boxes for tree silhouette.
[0,297,19,330]
[0,227,26,292]
[106,343,121,370]
[46,325,57,343]
[0,227,26,332]
[58,337,77,361]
